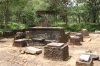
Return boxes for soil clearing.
[0,33,100,66]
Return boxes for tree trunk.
[4,1,9,29]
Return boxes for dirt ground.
[0,33,100,66]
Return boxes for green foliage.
[0,22,25,32]
[54,22,100,32]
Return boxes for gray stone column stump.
[44,43,69,61]
[13,39,27,47]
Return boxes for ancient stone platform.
[13,39,27,47]
[44,43,69,61]
[26,27,68,43]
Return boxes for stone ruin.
[44,43,69,61]
[70,36,81,45]
[81,29,89,36]
[76,54,94,66]
[76,33,83,42]
[26,27,68,46]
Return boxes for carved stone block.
[44,43,69,61]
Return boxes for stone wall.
[26,27,68,43]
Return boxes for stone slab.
[47,43,64,47]
[24,47,42,54]
[79,54,90,62]
[81,53,99,60]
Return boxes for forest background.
[0,0,100,33]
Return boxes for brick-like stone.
[44,43,69,61]
[81,29,89,36]
[24,47,42,55]
[76,58,93,66]
[70,36,80,45]
[13,39,27,47]
[76,33,83,42]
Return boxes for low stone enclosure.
[25,27,69,45]
[13,27,69,46]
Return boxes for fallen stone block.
[81,53,99,60]
[76,54,93,66]
[79,54,90,62]
[76,58,93,66]
[95,30,100,34]
[24,47,42,55]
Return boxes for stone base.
[70,36,81,45]
[76,58,93,66]
[3,31,14,38]
[32,38,45,46]
[81,29,89,36]
[13,39,27,47]
[76,33,83,42]
[44,43,69,61]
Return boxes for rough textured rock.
[27,27,68,43]
[81,29,89,36]
[14,32,25,40]
[13,39,27,47]
[25,31,30,39]
[81,53,99,60]
[79,54,90,62]
[70,36,81,45]
[76,58,93,66]
[95,30,100,34]
[44,43,69,61]
[3,31,14,38]
[76,33,83,42]
[24,47,42,55]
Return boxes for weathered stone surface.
[76,58,93,66]
[44,43,69,61]
[95,30,100,34]
[14,32,25,40]
[81,29,89,36]
[76,33,83,42]
[3,31,14,38]
[70,36,80,45]
[27,27,68,43]
[65,32,70,40]
[13,39,27,47]
[24,47,42,55]
[47,43,64,47]
[79,54,90,62]
[81,53,99,60]
[31,38,45,46]
[25,31,30,39]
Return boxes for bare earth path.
[0,33,100,66]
